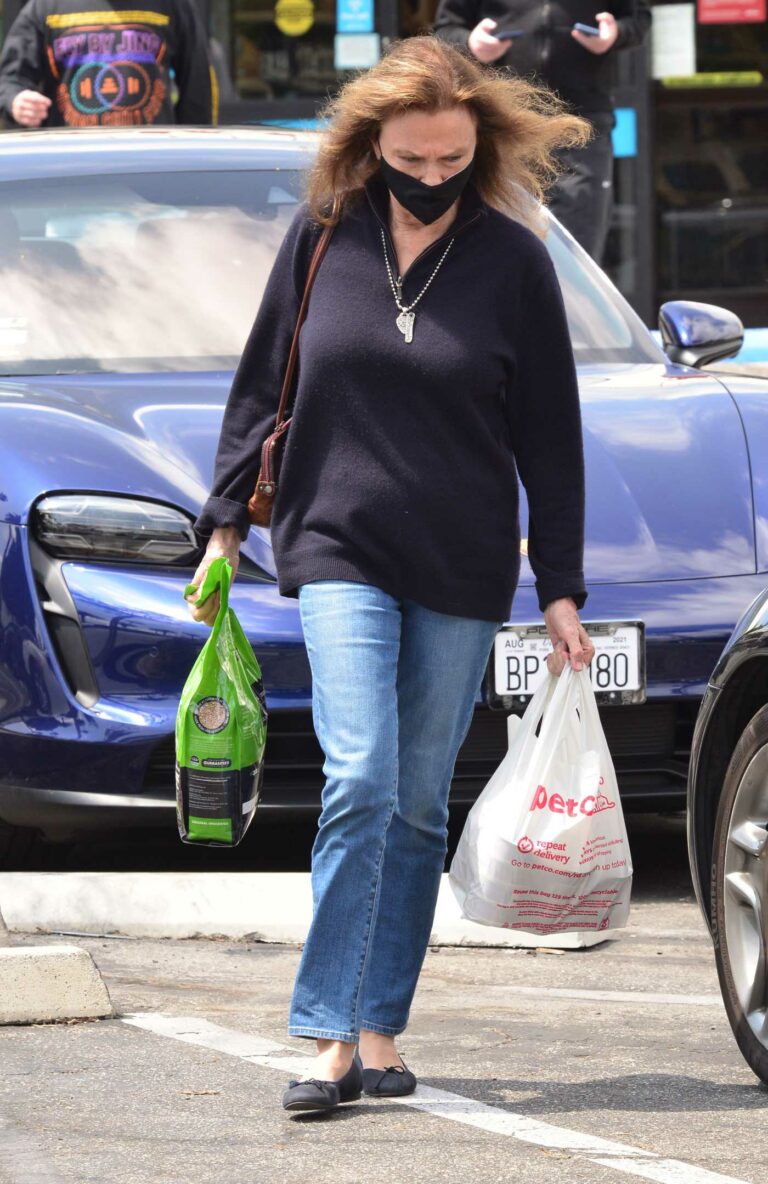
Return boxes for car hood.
[714,375,768,574]
[0,371,277,573]
[0,363,756,585]
[521,363,755,585]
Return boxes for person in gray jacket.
[434,3,651,263]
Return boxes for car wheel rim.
[723,745,768,1046]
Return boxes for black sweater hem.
[276,548,517,623]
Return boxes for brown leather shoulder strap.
[273,197,340,428]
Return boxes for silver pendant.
[396,310,415,343]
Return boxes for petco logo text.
[530,785,616,817]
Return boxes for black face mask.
[377,146,475,225]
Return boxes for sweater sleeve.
[432,0,478,49]
[613,1,652,52]
[506,240,587,614]
[171,0,215,124]
[0,0,45,122]
[193,204,320,542]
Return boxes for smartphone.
[573,21,600,36]
[495,28,526,40]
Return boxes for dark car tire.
[711,702,768,1086]
[0,819,41,870]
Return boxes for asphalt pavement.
[1,814,767,1184]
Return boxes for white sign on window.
[334,33,381,71]
[651,3,696,79]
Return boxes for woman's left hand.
[544,597,595,675]
[571,12,619,54]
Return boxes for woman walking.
[187,34,595,1113]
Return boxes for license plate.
[490,620,646,706]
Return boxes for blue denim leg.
[356,598,501,1034]
[288,580,402,1042]
[288,580,501,1042]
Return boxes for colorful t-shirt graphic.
[47,10,169,125]
[0,0,214,127]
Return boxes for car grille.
[145,700,695,810]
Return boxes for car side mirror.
[658,300,744,368]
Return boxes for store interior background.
[208,0,768,330]
[0,0,765,330]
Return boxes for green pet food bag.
[175,557,268,846]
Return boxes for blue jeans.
[288,580,502,1042]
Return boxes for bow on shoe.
[368,1065,405,1086]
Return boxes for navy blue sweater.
[194,173,587,621]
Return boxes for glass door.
[652,7,768,326]
[212,0,338,104]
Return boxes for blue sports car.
[1,126,767,863]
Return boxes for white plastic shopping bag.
[449,665,632,936]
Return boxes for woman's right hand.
[185,526,241,627]
[11,89,52,127]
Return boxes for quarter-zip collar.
[364,168,486,282]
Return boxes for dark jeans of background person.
[547,111,615,267]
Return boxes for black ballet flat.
[281,1055,363,1113]
[354,1048,417,1097]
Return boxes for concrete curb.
[0,944,114,1024]
[0,873,616,949]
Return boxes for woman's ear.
[371,138,381,160]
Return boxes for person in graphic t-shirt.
[0,0,216,128]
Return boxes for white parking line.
[121,1013,751,1184]
[496,986,723,1007]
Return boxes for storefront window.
[652,7,768,326]
[655,95,768,324]
[695,13,768,75]
[211,0,341,102]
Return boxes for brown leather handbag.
[247,208,338,526]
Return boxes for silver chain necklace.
[380,227,455,344]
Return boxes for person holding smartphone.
[434,3,651,265]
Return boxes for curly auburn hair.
[306,35,594,237]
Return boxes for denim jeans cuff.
[287,1025,359,1042]
[358,1019,407,1036]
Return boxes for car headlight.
[32,494,199,564]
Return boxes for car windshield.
[0,168,660,376]
[0,170,304,376]
[544,223,662,364]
